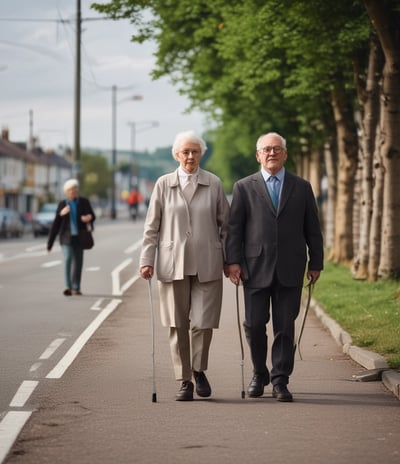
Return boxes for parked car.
[0,207,25,238]
[32,203,58,237]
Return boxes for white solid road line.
[46,298,121,379]
[111,258,132,296]
[9,381,39,408]
[0,411,32,463]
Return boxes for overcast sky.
[0,0,207,153]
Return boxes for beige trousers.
[169,326,212,381]
[159,276,222,381]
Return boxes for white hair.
[256,132,287,151]
[171,130,207,161]
[63,178,79,193]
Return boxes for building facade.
[0,128,72,217]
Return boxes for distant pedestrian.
[140,130,230,401]
[47,179,96,296]
[127,188,143,221]
[226,132,323,402]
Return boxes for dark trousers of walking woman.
[61,235,83,292]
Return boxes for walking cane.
[147,278,157,403]
[294,281,314,360]
[236,284,246,399]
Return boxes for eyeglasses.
[179,150,201,157]
[259,145,284,154]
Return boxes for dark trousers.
[243,281,302,386]
[61,236,83,291]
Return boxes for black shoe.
[63,289,72,296]
[248,373,269,398]
[272,384,293,402]
[193,371,212,397]
[175,381,194,401]
[72,290,82,295]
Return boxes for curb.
[310,298,400,400]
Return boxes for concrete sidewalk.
[6,278,400,464]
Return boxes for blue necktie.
[268,176,279,209]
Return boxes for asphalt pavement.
[4,277,400,464]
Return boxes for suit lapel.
[252,171,296,215]
[279,172,295,213]
[252,172,276,212]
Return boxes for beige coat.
[140,168,230,283]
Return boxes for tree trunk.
[330,85,359,264]
[309,145,321,200]
[368,130,384,281]
[352,35,383,279]
[352,163,362,262]
[323,140,337,250]
[364,0,400,278]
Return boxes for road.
[1,217,400,464]
[2,276,400,464]
[0,217,143,422]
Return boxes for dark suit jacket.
[47,197,96,251]
[226,171,323,288]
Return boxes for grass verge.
[312,261,400,369]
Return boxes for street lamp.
[127,120,159,190]
[110,85,143,219]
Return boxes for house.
[0,128,72,217]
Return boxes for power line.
[0,17,111,23]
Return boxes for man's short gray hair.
[171,130,207,161]
[256,132,287,151]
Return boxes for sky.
[0,0,207,153]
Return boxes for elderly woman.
[140,130,230,401]
[47,179,96,296]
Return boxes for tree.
[80,151,112,199]
[92,0,400,279]
[352,34,384,279]
[363,0,400,279]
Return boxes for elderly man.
[226,132,323,402]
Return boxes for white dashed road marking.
[9,381,39,408]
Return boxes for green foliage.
[313,261,400,369]
[80,151,112,199]
[91,0,371,186]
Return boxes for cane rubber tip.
[152,393,157,403]
[241,391,245,399]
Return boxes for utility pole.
[128,121,137,190]
[111,92,143,219]
[111,84,117,219]
[73,0,81,181]
[28,109,34,151]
